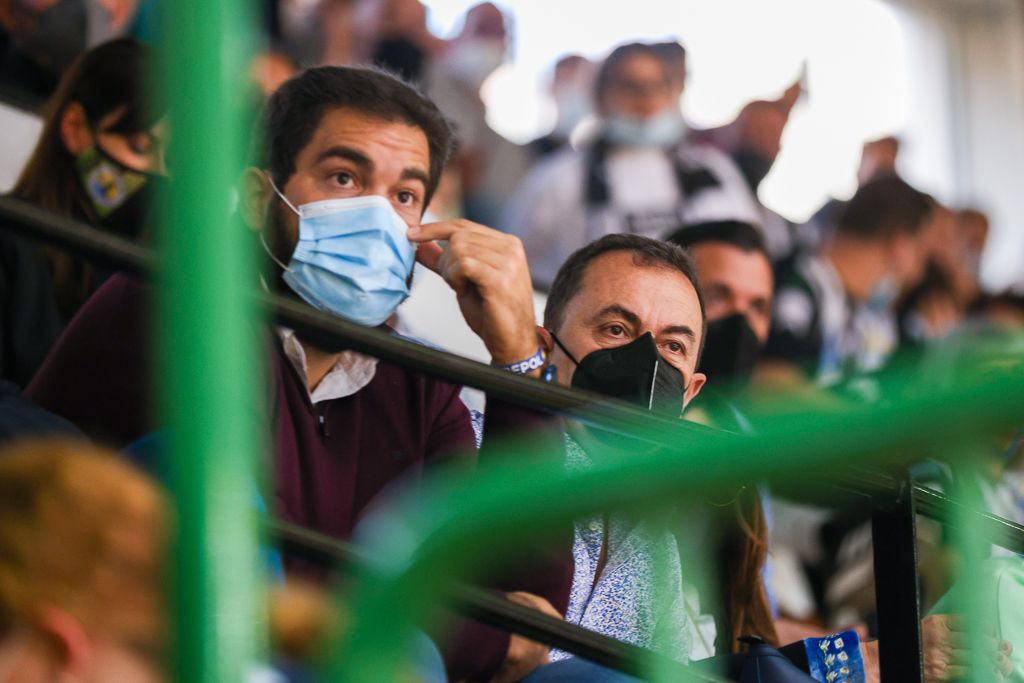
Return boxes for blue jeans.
[521,657,641,682]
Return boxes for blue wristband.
[498,347,546,375]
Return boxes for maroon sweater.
[27,273,572,680]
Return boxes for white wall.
[887,0,1024,290]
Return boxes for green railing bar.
[330,366,1024,681]
[158,2,263,681]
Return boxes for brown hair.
[11,38,156,319]
[0,439,168,653]
[713,488,779,652]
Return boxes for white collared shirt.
[277,328,378,404]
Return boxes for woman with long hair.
[1,38,166,386]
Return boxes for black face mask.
[699,313,762,387]
[552,331,687,417]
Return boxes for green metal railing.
[4,192,1023,681]
[158,1,263,680]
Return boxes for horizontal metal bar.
[7,196,1024,554]
[913,484,1024,554]
[269,518,727,682]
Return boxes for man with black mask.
[666,220,773,394]
[530,234,708,670]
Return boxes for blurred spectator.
[503,41,760,288]
[250,49,297,99]
[700,83,803,260]
[650,40,686,98]
[426,2,529,225]
[969,291,1024,330]
[365,0,444,82]
[0,0,139,106]
[0,38,166,387]
[857,135,900,185]
[528,54,594,159]
[0,438,168,682]
[805,135,904,255]
[954,207,990,304]
[761,177,933,386]
[897,262,963,347]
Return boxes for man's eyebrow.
[400,167,430,187]
[586,304,642,327]
[661,325,697,342]
[314,145,373,170]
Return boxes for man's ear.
[35,605,92,680]
[239,167,272,232]
[536,326,553,357]
[683,371,706,409]
[59,102,92,156]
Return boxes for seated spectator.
[535,234,708,664]
[0,438,168,682]
[27,64,571,682]
[528,232,1008,682]
[503,41,760,288]
[667,221,773,398]
[761,177,933,387]
[1,38,166,387]
[0,0,139,107]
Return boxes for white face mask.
[603,107,686,148]
[445,38,506,91]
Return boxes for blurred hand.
[488,591,562,683]
[922,614,1013,682]
[410,220,539,368]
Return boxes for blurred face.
[889,231,929,290]
[688,242,774,344]
[61,103,169,175]
[0,626,164,683]
[548,251,706,410]
[599,53,674,120]
[248,107,430,261]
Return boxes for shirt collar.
[277,327,378,403]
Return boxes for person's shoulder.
[526,145,585,180]
[771,253,823,339]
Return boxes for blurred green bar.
[330,361,1024,681]
[158,1,263,681]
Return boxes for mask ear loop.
[260,172,298,274]
[548,330,581,366]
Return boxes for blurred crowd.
[0,1,1023,682]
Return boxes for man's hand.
[488,592,562,683]
[921,614,1013,682]
[410,220,539,367]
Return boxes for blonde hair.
[0,439,168,650]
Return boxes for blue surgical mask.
[266,184,416,327]
[604,107,685,148]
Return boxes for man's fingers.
[409,219,489,243]
[414,240,444,273]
